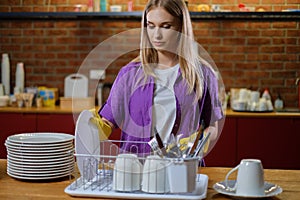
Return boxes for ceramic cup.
[258,98,267,111]
[232,100,246,111]
[112,153,142,192]
[266,100,273,111]
[211,4,220,12]
[225,159,265,196]
[239,88,249,102]
[142,155,170,193]
[250,91,260,103]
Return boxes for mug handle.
[225,164,239,191]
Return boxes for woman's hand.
[204,121,218,141]
[89,109,113,140]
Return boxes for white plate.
[5,141,73,150]
[7,165,74,175]
[7,155,74,166]
[7,158,73,168]
[213,180,283,198]
[5,139,73,148]
[7,150,74,159]
[7,169,73,180]
[7,154,74,163]
[8,161,73,171]
[7,132,74,144]
[75,110,100,177]
[6,145,74,154]
[7,148,74,156]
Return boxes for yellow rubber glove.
[178,131,210,154]
[178,132,198,152]
[89,108,112,140]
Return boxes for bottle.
[15,62,25,93]
[262,88,271,100]
[274,93,284,110]
[1,53,10,95]
[100,0,107,11]
[94,0,100,12]
[128,1,133,12]
[87,0,93,12]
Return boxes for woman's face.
[146,7,181,54]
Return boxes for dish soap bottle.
[262,88,271,100]
[100,0,106,11]
[274,93,284,110]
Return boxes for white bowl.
[0,95,9,107]
[110,5,122,12]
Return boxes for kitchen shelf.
[0,11,299,21]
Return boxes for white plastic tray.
[65,174,208,200]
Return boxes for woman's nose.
[154,27,163,40]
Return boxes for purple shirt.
[99,62,223,154]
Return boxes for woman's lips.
[152,41,164,47]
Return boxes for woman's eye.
[162,24,171,29]
[147,23,155,29]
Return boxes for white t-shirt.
[152,64,179,143]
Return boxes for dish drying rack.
[65,140,209,200]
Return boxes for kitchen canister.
[15,62,25,93]
[1,53,10,95]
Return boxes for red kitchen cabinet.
[0,113,36,158]
[36,113,79,134]
[205,117,238,167]
[237,117,300,169]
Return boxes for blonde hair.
[139,0,204,101]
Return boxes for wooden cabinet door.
[36,113,79,134]
[0,113,36,158]
[237,117,300,169]
[204,117,238,167]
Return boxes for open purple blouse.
[99,61,223,154]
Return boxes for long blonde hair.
[139,0,204,101]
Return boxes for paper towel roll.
[1,53,10,95]
[15,62,25,93]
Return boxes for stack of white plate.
[5,132,75,180]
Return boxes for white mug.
[239,88,249,102]
[112,153,142,192]
[250,91,260,103]
[142,155,170,193]
[225,159,265,196]
[232,100,246,111]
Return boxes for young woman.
[97,0,224,155]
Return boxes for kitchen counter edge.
[1,106,300,117]
[0,106,95,114]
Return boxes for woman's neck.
[156,52,178,69]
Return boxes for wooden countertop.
[1,106,300,117]
[225,109,300,118]
[0,159,299,199]
[0,106,89,114]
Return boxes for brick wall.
[0,1,299,107]
[0,0,299,12]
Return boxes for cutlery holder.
[167,157,199,193]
